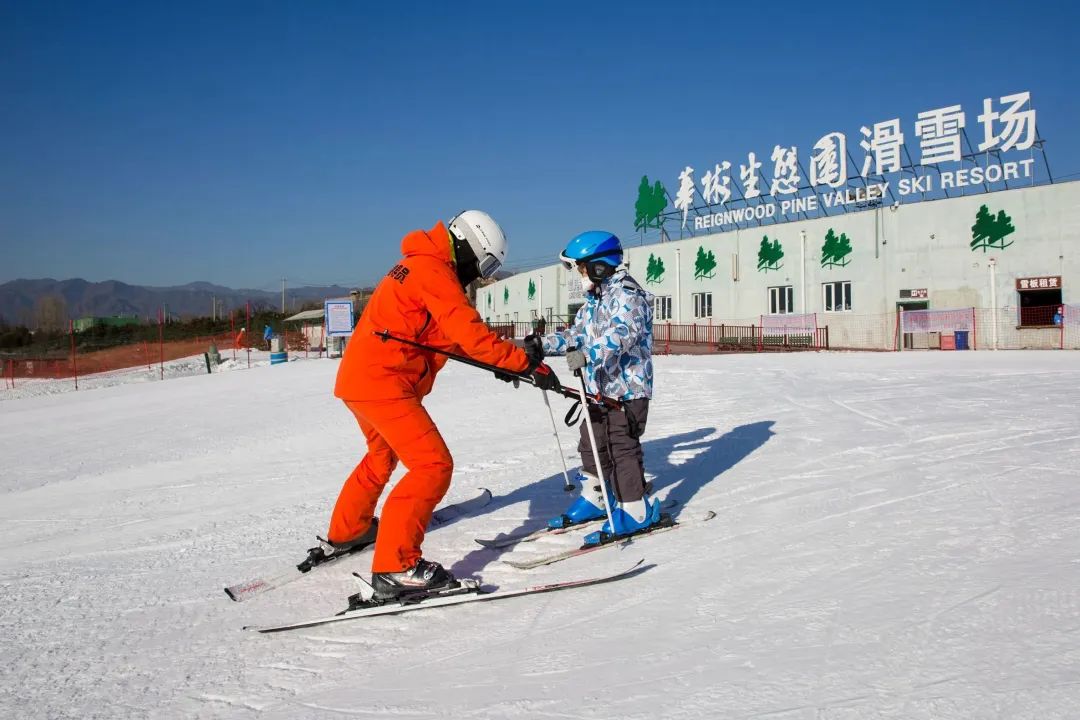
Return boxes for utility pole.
[281,278,286,314]
[212,295,216,321]
[988,258,998,351]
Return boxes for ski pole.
[375,330,620,409]
[576,367,617,533]
[541,388,576,492]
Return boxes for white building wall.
[477,265,565,325]
[483,181,1080,348]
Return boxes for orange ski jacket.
[334,222,531,401]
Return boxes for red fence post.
[1061,305,1066,350]
[971,307,978,351]
[69,320,79,390]
[158,308,165,380]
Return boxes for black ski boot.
[371,558,459,602]
[298,519,379,573]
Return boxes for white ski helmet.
[448,210,508,280]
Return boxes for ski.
[474,497,679,549]
[245,559,651,633]
[502,510,716,570]
[429,487,494,527]
[224,488,493,602]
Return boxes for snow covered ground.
[2,350,1079,719]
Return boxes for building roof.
[284,309,325,323]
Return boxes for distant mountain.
[0,278,363,326]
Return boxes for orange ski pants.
[328,398,453,572]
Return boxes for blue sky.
[2,1,1077,291]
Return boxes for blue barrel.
[270,351,288,365]
[954,331,970,350]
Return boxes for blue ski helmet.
[559,231,623,283]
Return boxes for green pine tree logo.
[503,287,510,305]
[970,204,1016,252]
[645,253,666,283]
[527,279,536,300]
[694,246,717,279]
[821,229,853,268]
[757,235,784,272]
[634,175,669,231]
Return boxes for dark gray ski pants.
[577,398,650,503]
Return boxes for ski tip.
[225,588,239,602]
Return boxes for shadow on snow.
[446,420,776,578]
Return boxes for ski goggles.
[559,248,621,271]
[478,253,502,279]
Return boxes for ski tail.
[431,488,493,526]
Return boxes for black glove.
[523,333,544,365]
[493,369,520,387]
[527,356,561,391]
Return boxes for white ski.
[474,497,679,549]
[224,488,492,602]
[502,510,717,570]
[245,559,650,633]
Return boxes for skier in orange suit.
[324,210,560,600]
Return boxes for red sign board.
[1016,276,1062,291]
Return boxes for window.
[692,292,713,319]
[1017,277,1063,327]
[769,286,794,314]
[654,295,672,321]
[823,281,852,312]
[513,312,519,321]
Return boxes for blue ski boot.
[582,495,662,546]
[548,473,607,529]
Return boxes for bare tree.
[34,295,68,331]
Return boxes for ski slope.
[2,351,1079,719]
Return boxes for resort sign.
[659,91,1041,233]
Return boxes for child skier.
[527,230,656,545]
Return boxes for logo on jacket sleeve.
[387,264,410,283]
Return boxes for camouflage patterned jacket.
[540,269,654,400]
